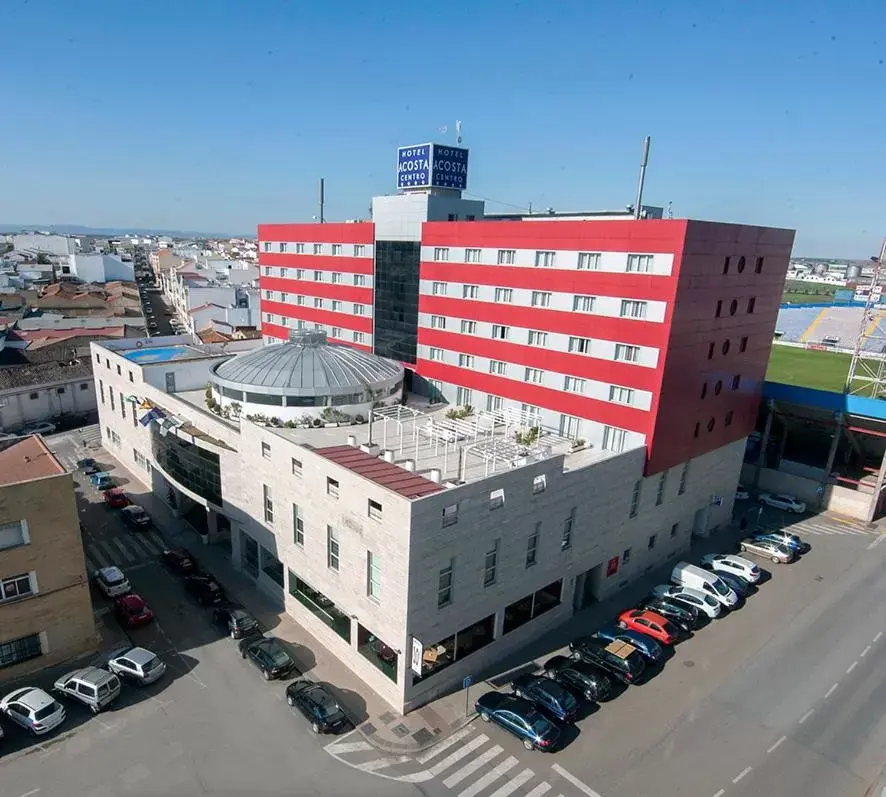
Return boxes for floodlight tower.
[846,238,886,397]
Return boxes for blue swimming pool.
[123,345,201,363]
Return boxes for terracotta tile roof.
[197,328,232,344]
[0,435,65,483]
[314,445,444,499]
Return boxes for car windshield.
[703,594,719,607]
[777,544,792,555]
[34,703,58,721]
[266,645,291,667]
[143,656,161,672]
[104,570,125,585]
[527,710,553,735]
[712,579,730,596]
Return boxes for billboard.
[397,143,469,191]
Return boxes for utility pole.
[634,136,651,220]
[318,178,326,224]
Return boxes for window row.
[431,247,657,273]
[628,462,690,519]
[262,291,369,315]
[262,316,367,344]
[700,374,742,399]
[714,297,756,318]
[262,267,368,287]
[722,255,765,275]
[706,336,749,359]
[693,410,736,437]
[262,242,368,257]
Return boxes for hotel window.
[492,324,509,340]
[263,266,271,276]
[263,484,274,524]
[331,300,342,311]
[429,347,444,361]
[353,304,365,315]
[314,270,323,281]
[573,294,595,312]
[747,297,756,314]
[354,244,366,257]
[432,281,447,296]
[279,292,288,302]
[560,415,582,439]
[629,480,641,517]
[293,504,304,546]
[656,472,667,506]
[568,336,591,354]
[327,526,340,571]
[602,425,628,453]
[483,540,499,586]
[627,254,653,273]
[487,395,503,412]
[314,298,323,308]
[264,313,273,323]
[526,529,539,568]
[296,295,305,306]
[313,244,322,255]
[99,380,105,404]
[353,331,365,344]
[456,386,473,405]
[535,250,556,268]
[564,376,586,393]
[331,327,342,338]
[458,354,475,368]
[296,268,305,279]
[732,374,741,390]
[331,244,342,255]
[431,315,446,329]
[494,287,513,303]
[755,256,764,273]
[353,274,366,286]
[678,462,689,494]
[437,561,454,607]
[609,385,635,405]
[525,368,544,384]
[460,320,477,334]
[497,249,516,265]
[367,552,381,600]
[295,243,305,254]
[263,241,271,252]
[279,242,288,253]
[531,291,552,307]
[577,252,601,270]
[489,360,507,375]
[264,290,272,300]
[620,299,648,319]
[291,457,302,477]
[434,247,450,261]
[331,272,343,284]
[740,335,748,352]
[614,343,640,362]
[465,248,481,263]
[528,330,548,346]
[463,284,479,299]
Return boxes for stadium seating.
[775,305,886,350]
[775,307,822,341]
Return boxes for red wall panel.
[257,222,375,244]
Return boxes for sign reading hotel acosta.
[397,143,469,190]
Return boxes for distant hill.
[0,223,254,239]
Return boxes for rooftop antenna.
[318,178,325,224]
[667,200,673,219]
[634,135,651,220]
[456,120,463,144]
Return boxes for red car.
[103,488,129,508]
[114,594,155,628]
[617,609,679,645]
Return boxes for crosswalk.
[47,424,103,472]
[324,725,598,796]
[787,518,872,537]
[83,529,167,573]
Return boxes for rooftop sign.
[397,143,469,191]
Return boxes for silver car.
[53,667,121,714]
[758,493,806,513]
[739,537,795,563]
[0,687,66,735]
[107,645,167,686]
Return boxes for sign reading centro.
[397,143,469,190]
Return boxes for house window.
[429,347,444,361]
[463,284,479,299]
[438,560,454,607]
[116,364,121,376]
[701,383,708,400]
[0,633,42,669]
[460,320,477,334]
[353,331,365,344]
[531,291,552,307]
[578,252,601,270]
[489,489,505,511]
[296,269,305,279]
[525,368,544,384]
[327,477,340,498]
[263,484,274,524]
[615,344,640,362]
[569,336,591,354]
[314,298,323,309]
[368,499,382,521]
[313,244,322,255]
[694,422,700,438]
[708,342,715,359]
[434,247,450,261]
[314,270,324,281]
[609,385,634,405]
[261,441,271,460]
[291,458,302,477]
[723,256,731,274]
[629,480,641,517]
[620,300,648,318]
[492,324,509,340]
[656,472,667,506]
[564,376,586,393]
[494,287,513,303]
[532,474,546,494]
[263,241,272,252]
[603,425,628,453]
[497,249,516,264]
[331,327,342,338]
[456,386,473,405]
[489,360,507,375]
[458,354,474,368]
[722,339,731,355]
[354,244,366,257]
[627,254,654,273]
[331,244,342,255]
[747,297,756,314]
[526,528,539,567]
[678,462,689,495]
[327,526,340,571]
[442,504,458,527]
[528,330,547,346]
[297,295,306,305]
[573,294,595,312]
[535,250,556,268]
[622,548,632,564]
[431,315,446,329]
[561,509,575,550]
[293,504,304,546]
[483,540,499,586]
[279,242,288,253]
[367,552,381,600]
[354,274,366,286]
[737,256,746,273]
[432,281,447,296]
[0,573,33,602]
[465,248,482,263]
[0,520,29,552]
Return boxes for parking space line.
[847,661,858,674]
[874,631,883,643]
[824,683,839,698]
[18,789,40,797]
[415,726,474,763]
[124,535,154,559]
[139,533,163,555]
[866,535,886,550]
[799,709,814,724]
[732,766,752,783]
[767,735,787,753]
[551,763,604,797]
[95,541,120,566]
[861,645,871,658]
[711,790,725,797]
[486,769,535,797]
[359,756,411,772]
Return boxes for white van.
[670,562,739,609]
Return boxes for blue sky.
[2,0,884,256]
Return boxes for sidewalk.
[91,444,746,756]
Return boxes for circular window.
[707,417,716,432]
[700,383,708,399]
[729,299,738,316]
[737,256,746,273]
[722,339,731,355]
[714,380,723,395]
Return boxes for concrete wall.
[71,254,135,283]
[742,463,871,519]
[372,194,485,241]
[0,377,96,432]
[13,234,75,256]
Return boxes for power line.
[461,191,532,213]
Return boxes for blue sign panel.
[397,144,432,189]
[463,675,473,689]
[431,145,469,191]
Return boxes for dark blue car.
[476,692,560,751]
[510,674,579,723]
[593,624,663,663]
[753,530,805,552]
[712,570,751,599]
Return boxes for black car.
[541,655,613,703]
[569,636,646,685]
[121,505,151,529]
[211,605,260,639]
[239,636,298,680]
[475,692,560,752]
[285,680,348,734]
[511,674,578,723]
[638,595,700,632]
[162,548,197,575]
[185,575,225,605]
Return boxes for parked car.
[753,529,806,553]
[739,537,795,563]
[21,422,57,436]
[185,575,225,605]
[617,609,680,645]
[106,645,167,686]
[735,484,750,500]
[238,636,298,680]
[541,655,613,702]
[510,674,579,723]
[670,562,739,610]
[162,547,197,575]
[285,680,349,734]
[701,553,762,584]
[121,505,151,529]
[53,667,120,714]
[103,488,129,508]
[758,493,806,513]
[569,637,647,684]
[90,472,114,490]
[637,596,700,632]
[593,624,664,663]
[651,584,722,619]
[0,687,66,735]
[211,605,260,639]
[475,692,560,751]
[114,594,155,627]
[712,570,752,599]
[93,566,131,598]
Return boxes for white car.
[94,566,131,598]
[0,687,66,736]
[20,422,57,436]
[758,493,806,513]
[652,584,722,619]
[701,554,762,584]
[735,485,750,501]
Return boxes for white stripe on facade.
[262,291,374,319]
[261,265,374,288]
[260,241,375,259]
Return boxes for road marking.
[359,756,411,772]
[767,735,787,753]
[847,661,859,674]
[799,709,814,724]
[551,763,604,797]
[824,683,839,698]
[874,631,883,643]
[866,535,886,549]
[458,755,518,797]
[732,766,752,784]
[428,734,488,775]
[416,726,474,763]
[442,744,503,787]
[523,783,551,797]
[18,790,41,797]
[861,645,872,658]
[110,538,136,563]
[486,767,535,797]
[325,739,374,755]
[711,790,725,797]
[89,543,111,569]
